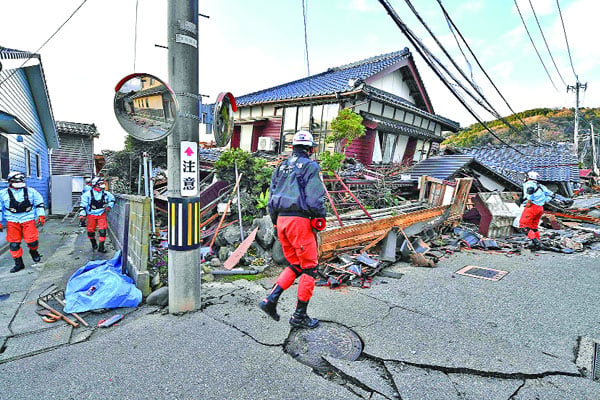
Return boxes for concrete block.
[134,269,151,297]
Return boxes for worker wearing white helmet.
[519,170,555,249]
[259,130,326,329]
[0,171,46,272]
[79,177,115,253]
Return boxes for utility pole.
[537,122,541,141]
[592,122,599,176]
[567,80,587,156]
[167,0,201,313]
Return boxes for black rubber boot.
[258,284,284,321]
[29,249,41,263]
[10,257,25,273]
[90,238,98,250]
[289,300,319,329]
[98,241,107,253]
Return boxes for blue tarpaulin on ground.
[64,251,142,313]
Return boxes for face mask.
[11,182,25,189]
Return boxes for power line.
[556,0,578,79]
[402,0,530,142]
[435,0,546,143]
[513,0,559,92]
[528,0,567,87]
[301,0,310,78]
[0,0,89,88]
[401,0,494,115]
[134,0,139,71]
[376,0,523,154]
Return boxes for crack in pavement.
[362,352,582,380]
[507,379,526,399]
[205,312,283,347]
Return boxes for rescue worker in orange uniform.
[0,172,46,273]
[259,131,327,329]
[79,177,93,227]
[79,177,115,253]
[519,171,554,250]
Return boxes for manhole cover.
[284,322,362,371]
[456,265,508,281]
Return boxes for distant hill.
[442,107,600,148]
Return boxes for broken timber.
[318,177,473,260]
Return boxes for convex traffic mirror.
[213,92,237,147]
[114,73,178,141]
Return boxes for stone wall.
[107,194,151,296]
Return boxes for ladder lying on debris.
[62,204,81,224]
[321,171,372,227]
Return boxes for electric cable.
[134,0,139,71]
[513,0,559,91]
[436,0,546,143]
[556,0,578,79]
[376,0,523,154]
[528,0,567,87]
[444,13,476,87]
[0,0,89,88]
[402,0,529,142]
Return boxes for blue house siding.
[0,68,52,206]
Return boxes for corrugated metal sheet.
[406,154,473,180]
[51,134,94,176]
[0,67,52,205]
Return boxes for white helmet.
[527,171,540,180]
[292,130,315,147]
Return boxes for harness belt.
[7,189,32,213]
[90,192,107,210]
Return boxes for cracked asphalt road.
[1,230,599,399]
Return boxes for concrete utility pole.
[167,0,201,313]
[567,80,587,156]
[591,123,599,176]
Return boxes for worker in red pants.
[259,131,327,329]
[519,171,555,250]
[0,172,46,273]
[79,177,115,253]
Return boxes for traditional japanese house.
[0,46,59,211]
[231,49,460,165]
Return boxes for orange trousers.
[275,216,318,302]
[87,213,108,242]
[7,220,39,258]
[519,203,543,240]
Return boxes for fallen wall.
[107,194,151,296]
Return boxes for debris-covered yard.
[143,147,600,294]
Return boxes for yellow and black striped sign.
[168,197,201,250]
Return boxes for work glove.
[525,201,532,208]
[310,217,326,231]
[0,223,3,232]
[105,206,111,213]
[37,216,45,226]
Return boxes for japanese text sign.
[180,141,198,197]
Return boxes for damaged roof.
[406,154,519,189]
[236,49,410,106]
[55,121,99,137]
[457,142,579,184]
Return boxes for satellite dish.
[113,73,179,141]
[213,92,237,147]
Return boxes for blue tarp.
[64,251,142,313]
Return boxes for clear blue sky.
[0,0,597,150]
